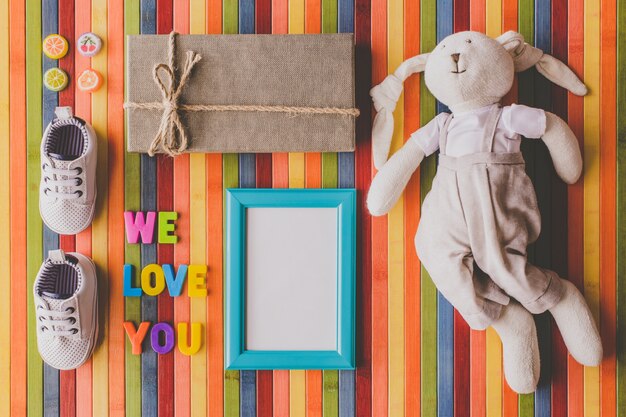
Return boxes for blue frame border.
[225,188,357,370]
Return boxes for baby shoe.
[34,249,99,370]
[40,106,97,235]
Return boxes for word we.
[124,321,202,355]
[123,263,207,297]
[124,211,178,244]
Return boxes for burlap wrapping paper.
[125,34,356,154]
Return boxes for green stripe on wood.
[322,0,337,33]
[223,0,238,34]
[322,153,339,188]
[26,0,43,412]
[323,370,339,417]
[517,2,535,415]
[419,0,437,415]
[616,0,626,415]
[223,152,239,417]
[124,1,142,416]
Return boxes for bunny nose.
[451,53,460,63]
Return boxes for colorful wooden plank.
[254,2,272,416]
[435,1,454,415]
[59,0,77,410]
[371,0,388,415]
[403,0,421,415]
[567,0,585,414]
[599,0,618,416]
[172,8,191,417]
[468,3,487,415]
[617,0,626,414]
[139,0,157,415]
[91,0,111,412]
[388,0,405,414]
[354,0,373,413]
[25,0,43,412]
[549,0,569,414]
[9,0,27,413]
[154,0,174,415]
[41,0,61,413]
[106,0,126,414]
[0,0,11,411]
[583,0,601,412]
[419,0,437,415]
[451,3,471,417]
[124,0,142,415]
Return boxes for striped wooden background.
[1,0,624,415]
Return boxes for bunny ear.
[370,53,429,169]
[536,54,588,96]
[497,31,588,96]
[497,31,544,72]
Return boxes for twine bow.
[125,31,360,156]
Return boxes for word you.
[124,321,202,355]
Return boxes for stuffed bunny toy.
[367,30,602,393]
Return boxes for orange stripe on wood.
[469,0,485,32]
[599,0,617,414]
[107,0,126,414]
[306,371,322,417]
[469,331,486,417]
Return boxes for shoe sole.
[71,253,99,368]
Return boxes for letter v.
[163,264,188,297]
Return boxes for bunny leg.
[491,300,541,394]
[549,278,603,366]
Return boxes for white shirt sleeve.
[502,104,547,139]
[409,113,448,156]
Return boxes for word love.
[123,263,207,297]
[124,211,178,244]
[124,321,203,355]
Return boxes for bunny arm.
[541,112,583,184]
[367,137,425,216]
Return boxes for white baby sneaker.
[40,106,97,235]
[34,249,99,370]
[492,300,541,394]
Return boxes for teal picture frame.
[225,188,356,370]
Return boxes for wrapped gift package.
[125,33,357,154]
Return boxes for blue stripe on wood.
[435,1,454,416]
[238,1,256,413]
[239,0,255,33]
[42,0,60,413]
[337,3,355,415]
[240,370,257,417]
[141,0,158,415]
[239,154,256,188]
[533,0,552,415]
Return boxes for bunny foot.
[549,278,603,366]
[492,300,540,394]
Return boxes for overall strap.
[482,105,504,152]
[437,113,454,156]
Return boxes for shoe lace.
[43,164,84,200]
[37,305,79,337]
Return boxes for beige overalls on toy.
[367,30,603,394]
[415,105,563,330]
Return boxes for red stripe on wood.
[257,370,273,417]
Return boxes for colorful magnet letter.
[77,32,102,57]
[158,212,179,244]
[124,211,157,244]
[43,68,69,92]
[177,323,202,356]
[151,323,175,354]
[43,34,69,59]
[123,321,151,355]
[77,68,103,93]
